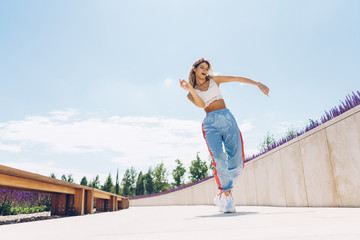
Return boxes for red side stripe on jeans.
[202,123,222,191]
[239,129,245,168]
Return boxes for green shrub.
[0,201,12,216]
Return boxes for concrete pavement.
[1,206,360,240]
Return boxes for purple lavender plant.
[0,189,51,216]
[245,90,360,163]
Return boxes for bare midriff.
[204,99,227,114]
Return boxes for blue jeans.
[202,109,244,191]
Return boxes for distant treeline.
[51,152,211,196]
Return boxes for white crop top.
[194,79,224,108]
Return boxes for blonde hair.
[188,58,213,88]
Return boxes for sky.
[1,0,359,184]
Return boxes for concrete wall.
[130,178,218,206]
[131,105,360,207]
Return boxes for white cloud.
[0,142,21,152]
[238,120,255,132]
[49,109,78,121]
[275,120,305,137]
[163,78,175,87]
[244,148,259,156]
[0,111,208,170]
[0,110,258,180]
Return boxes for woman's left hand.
[258,82,270,96]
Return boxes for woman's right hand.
[180,79,205,108]
[179,79,193,92]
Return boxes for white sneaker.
[214,193,225,212]
[223,195,236,213]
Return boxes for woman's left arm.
[212,75,270,96]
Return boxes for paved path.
[1,206,360,240]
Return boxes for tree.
[153,162,169,193]
[61,174,74,183]
[258,131,276,152]
[285,126,298,140]
[208,155,215,174]
[80,176,88,186]
[172,159,186,187]
[67,174,74,183]
[121,169,131,196]
[135,171,145,195]
[50,172,56,179]
[115,168,120,195]
[305,118,320,131]
[121,167,137,196]
[102,173,114,193]
[61,174,67,181]
[143,167,154,194]
[129,167,137,194]
[89,175,100,189]
[189,152,208,183]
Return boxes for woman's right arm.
[179,79,205,108]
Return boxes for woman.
[179,58,269,213]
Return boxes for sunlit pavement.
[1,205,360,240]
